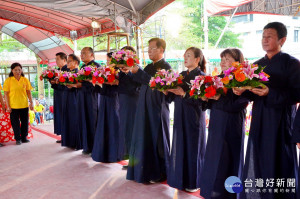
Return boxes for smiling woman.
[3,63,34,145]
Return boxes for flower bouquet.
[39,66,59,81]
[221,62,269,89]
[189,75,227,99]
[76,66,96,82]
[110,50,139,67]
[149,69,183,91]
[92,65,119,85]
[57,71,78,85]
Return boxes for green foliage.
[32,89,53,99]
[141,0,241,50]
[0,33,27,52]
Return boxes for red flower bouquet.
[92,65,119,85]
[110,50,139,67]
[40,66,59,81]
[149,69,183,91]
[222,61,269,89]
[76,66,96,82]
[189,75,227,99]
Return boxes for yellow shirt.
[3,76,33,109]
[34,104,44,112]
[0,84,2,90]
[29,110,35,124]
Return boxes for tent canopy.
[0,0,174,63]
[0,18,73,63]
[207,0,300,16]
[0,0,175,39]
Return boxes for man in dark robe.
[125,38,171,183]
[234,22,300,199]
[51,52,68,143]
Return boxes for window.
[294,30,299,42]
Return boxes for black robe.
[78,60,100,153]
[200,88,248,199]
[61,68,82,150]
[166,67,207,190]
[126,59,171,183]
[117,70,141,159]
[241,52,300,199]
[52,64,68,135]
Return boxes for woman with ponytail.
[200,48,249,199]
[165,47,207,192]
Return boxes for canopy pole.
[114,3,118,50]
[203,0,209,53]
[214,7,238,48]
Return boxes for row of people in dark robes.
[50,22,300,199]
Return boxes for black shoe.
[0,143,4,147]
[22,139,30,143]
[122,165,128,170]
[56,140,61,143]
[16,140,22,145]
[82,150,91,155]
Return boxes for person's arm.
[4,91,11,113]
[122,65,152,85]
[26,90,34,110]
[0,92,5,112]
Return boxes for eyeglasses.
[148,47,158,51]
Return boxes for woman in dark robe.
[61,54,82,150]
[91,53,123,163]
[234,22,300,199]
[165,47,206,192]
[118,46,141,168]
[200,49,249,199]
[125,38,171,183]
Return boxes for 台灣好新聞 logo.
[225,176,243,193]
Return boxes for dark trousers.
[10,108,29,141]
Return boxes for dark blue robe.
[117,70,141,159]
[52,64,68,135]
[92,83,121,162]
[126,59,171,183]
[167,67,207,190]
[241,52,300,199]
[292,106,300,199]
[200,88,249,199]
[61,68,82,150]
[78,60,101,153]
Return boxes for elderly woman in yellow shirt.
[3,62,33,145]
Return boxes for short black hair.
[55,52,67,61]
[83,47,94,54]
[9,62,25,77]
[121,46,136,53]
[264,22,287,40]
[68,54,80,65]
[107,52,113,58]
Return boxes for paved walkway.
[0,124,202,199]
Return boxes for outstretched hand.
[250,86,269,96]
[168,87,185,97]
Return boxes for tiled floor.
[0,124,202,199]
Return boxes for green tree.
[0,31,27,52]
[180,0,241,48]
